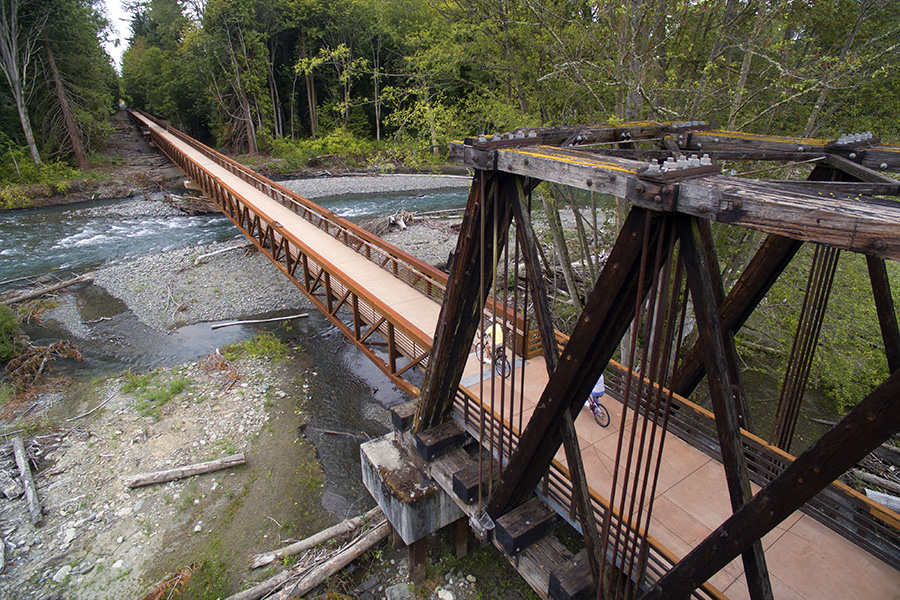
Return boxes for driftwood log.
[273,520,390,600]
[2,272,94,305]
[123,453,245,489]
[227,519,389,600]
[13,437,43,526]
[193,242,253,265]
[249,506,382,568]
[866,489,900,513]
[854,469,900,496]
[210,313,308,330]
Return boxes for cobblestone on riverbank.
[93,240,308,331]
[281,174,470,199]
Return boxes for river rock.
[52,565,71,583]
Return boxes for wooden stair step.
[494,496,557,555]
[415,420,468,461]
[391,400,418,431]
[548,549,594,600]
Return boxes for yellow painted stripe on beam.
[506,147,638,175]
[705,129,828,145]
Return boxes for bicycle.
[473,331,512,379]
[587,394,610,427]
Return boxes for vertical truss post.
[510,179,603,586]
[695,219,753,430]
[488,207,671,517]
[866,256,900,372]
[641,368,900,600]
[413,172,513,433]
[676,215,773,600]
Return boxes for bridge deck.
[458,357,900,599]
[139,113,899,599]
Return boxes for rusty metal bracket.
[627,177,679,212]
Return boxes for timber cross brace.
[412,122,900,599]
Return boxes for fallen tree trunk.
[273,520,390,600]
[854,469,900,496]
[13,437,43,526]
[123,453,245,489]
[865,489,900,513]
[3,273,94,305]
[211,313,308,330]
[249,506,382,569]
[194,242,253,265]
[227,519,389,600]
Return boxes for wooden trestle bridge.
[128,109,900,600]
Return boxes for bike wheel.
[474,341,484,360]
[497,354,512,378]
[593,402,610,427]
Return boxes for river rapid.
[1,179,468,517]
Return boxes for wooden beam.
[695,219,752,430]
[676,215,773,600]
[671,234,802,397]
[868,254,900,374]
[757,180,900,196]
[510,179,604,587]
[413,172,513,432]
[640,367,900,600]
[487,207,671,517]
[451,142,900,260]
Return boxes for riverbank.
[1,111,470,214]
[0,187,536,599]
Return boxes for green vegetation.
[0,0,118,187]
[223,333,289,362]
[120,370,190,420]
[181,537,230,600]
[0,303,24,364]
[118,0,899,164]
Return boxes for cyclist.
[587,374,605,405]
[479,318,504,363]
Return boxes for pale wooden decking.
[458,356,900,599]
[150,119,900,600]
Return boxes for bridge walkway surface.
[129,110,900,600]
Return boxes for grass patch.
[120,370,190,420]
[223,333,289,362]
[179,537,229,600]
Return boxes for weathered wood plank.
[548,550,594,600]
[758,180,900,196]
[413,172,513,432]
[677,215,773,600]
[415,420,467,461]
[640,368,900,600]
[391,400,418,432]
[451,141,900,261]
[495,497,557,556]
[825,154,899,184]
[867,256,900,373]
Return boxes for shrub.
[0,304,24,365]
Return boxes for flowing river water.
[0,184,468,515]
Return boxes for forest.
[2,0,900,419]
[2,0,899,174]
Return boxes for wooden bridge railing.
[602,361,900,571]
[449,386,729,600]
[129,109,438,395]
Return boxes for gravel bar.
[280,174,470,199]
